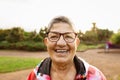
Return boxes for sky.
[0,0,120,33]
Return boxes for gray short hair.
[47,16,75,33]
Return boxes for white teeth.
[56,50,68,53]
[57,50,67,52]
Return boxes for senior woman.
[27,16,106,80]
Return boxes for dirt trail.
[0,49,120,80]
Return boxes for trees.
[6,27,24,43]
[0,27,47,51]
[23,31,37,41]
[78,24,113,44]
[110,32,120,45]
[0,29,10,41]
[0,25,118,51]
[39,27,47,38]
[0,27,48,43]
[97,29,113,42]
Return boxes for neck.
[50,61,76,80]
[51,60,75,72]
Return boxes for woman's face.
[44,23,80,63]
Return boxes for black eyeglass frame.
[46,31,78,43]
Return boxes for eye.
[64,33,75,39]
[65,35,73,39]
[50,35,59,39]
[48,32,59,41]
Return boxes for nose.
[56,35,66,46]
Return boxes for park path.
[0,49,120,80]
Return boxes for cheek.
[69,43,76,51]
[47,42,56,50]
[70,40,79,51]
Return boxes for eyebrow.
[49,31,75,33]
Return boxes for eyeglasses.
[47,31,77,43]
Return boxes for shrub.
[0,41,10,49]
[15,41,46,51]
[0,41,47,51]
[6,27,24,43]
[110,33,120,45]
[33,34,43,42]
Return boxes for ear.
[76,37,80,47]
[44,37,48,46]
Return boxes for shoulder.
[27,70,37,80]
[78,57,106,80]
[27,62,42,80]
[87,65,106,80]
[27,58,51,80]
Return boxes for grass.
[0,43,105,73]
[77,43,105,51]
[0,56,41,73]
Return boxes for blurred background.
[0,0,120,80]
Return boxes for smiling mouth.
[55,49,69,54]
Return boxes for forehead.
[50,23,74,32]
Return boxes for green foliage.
[110,32,120,45]
[23,31,41,41]
[0,29,10,41]
[33,34,43,42]
[77,43,88,51]
[78,30,98,44]
[0,26,116,51]
[23,31,31,40]
[0,27,47,51]
[77,43,105,51]
[85,31,98,43]
[0,41,10,49]
[6,27,24,43]
[0,41,46,51]
[78,28,113,44]
[39,27,47,38]
[15,41,46,51]
[0,56,41,73]
[97,29,113,42]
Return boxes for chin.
[53,57,70,64]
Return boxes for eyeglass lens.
[48,32,76,42]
